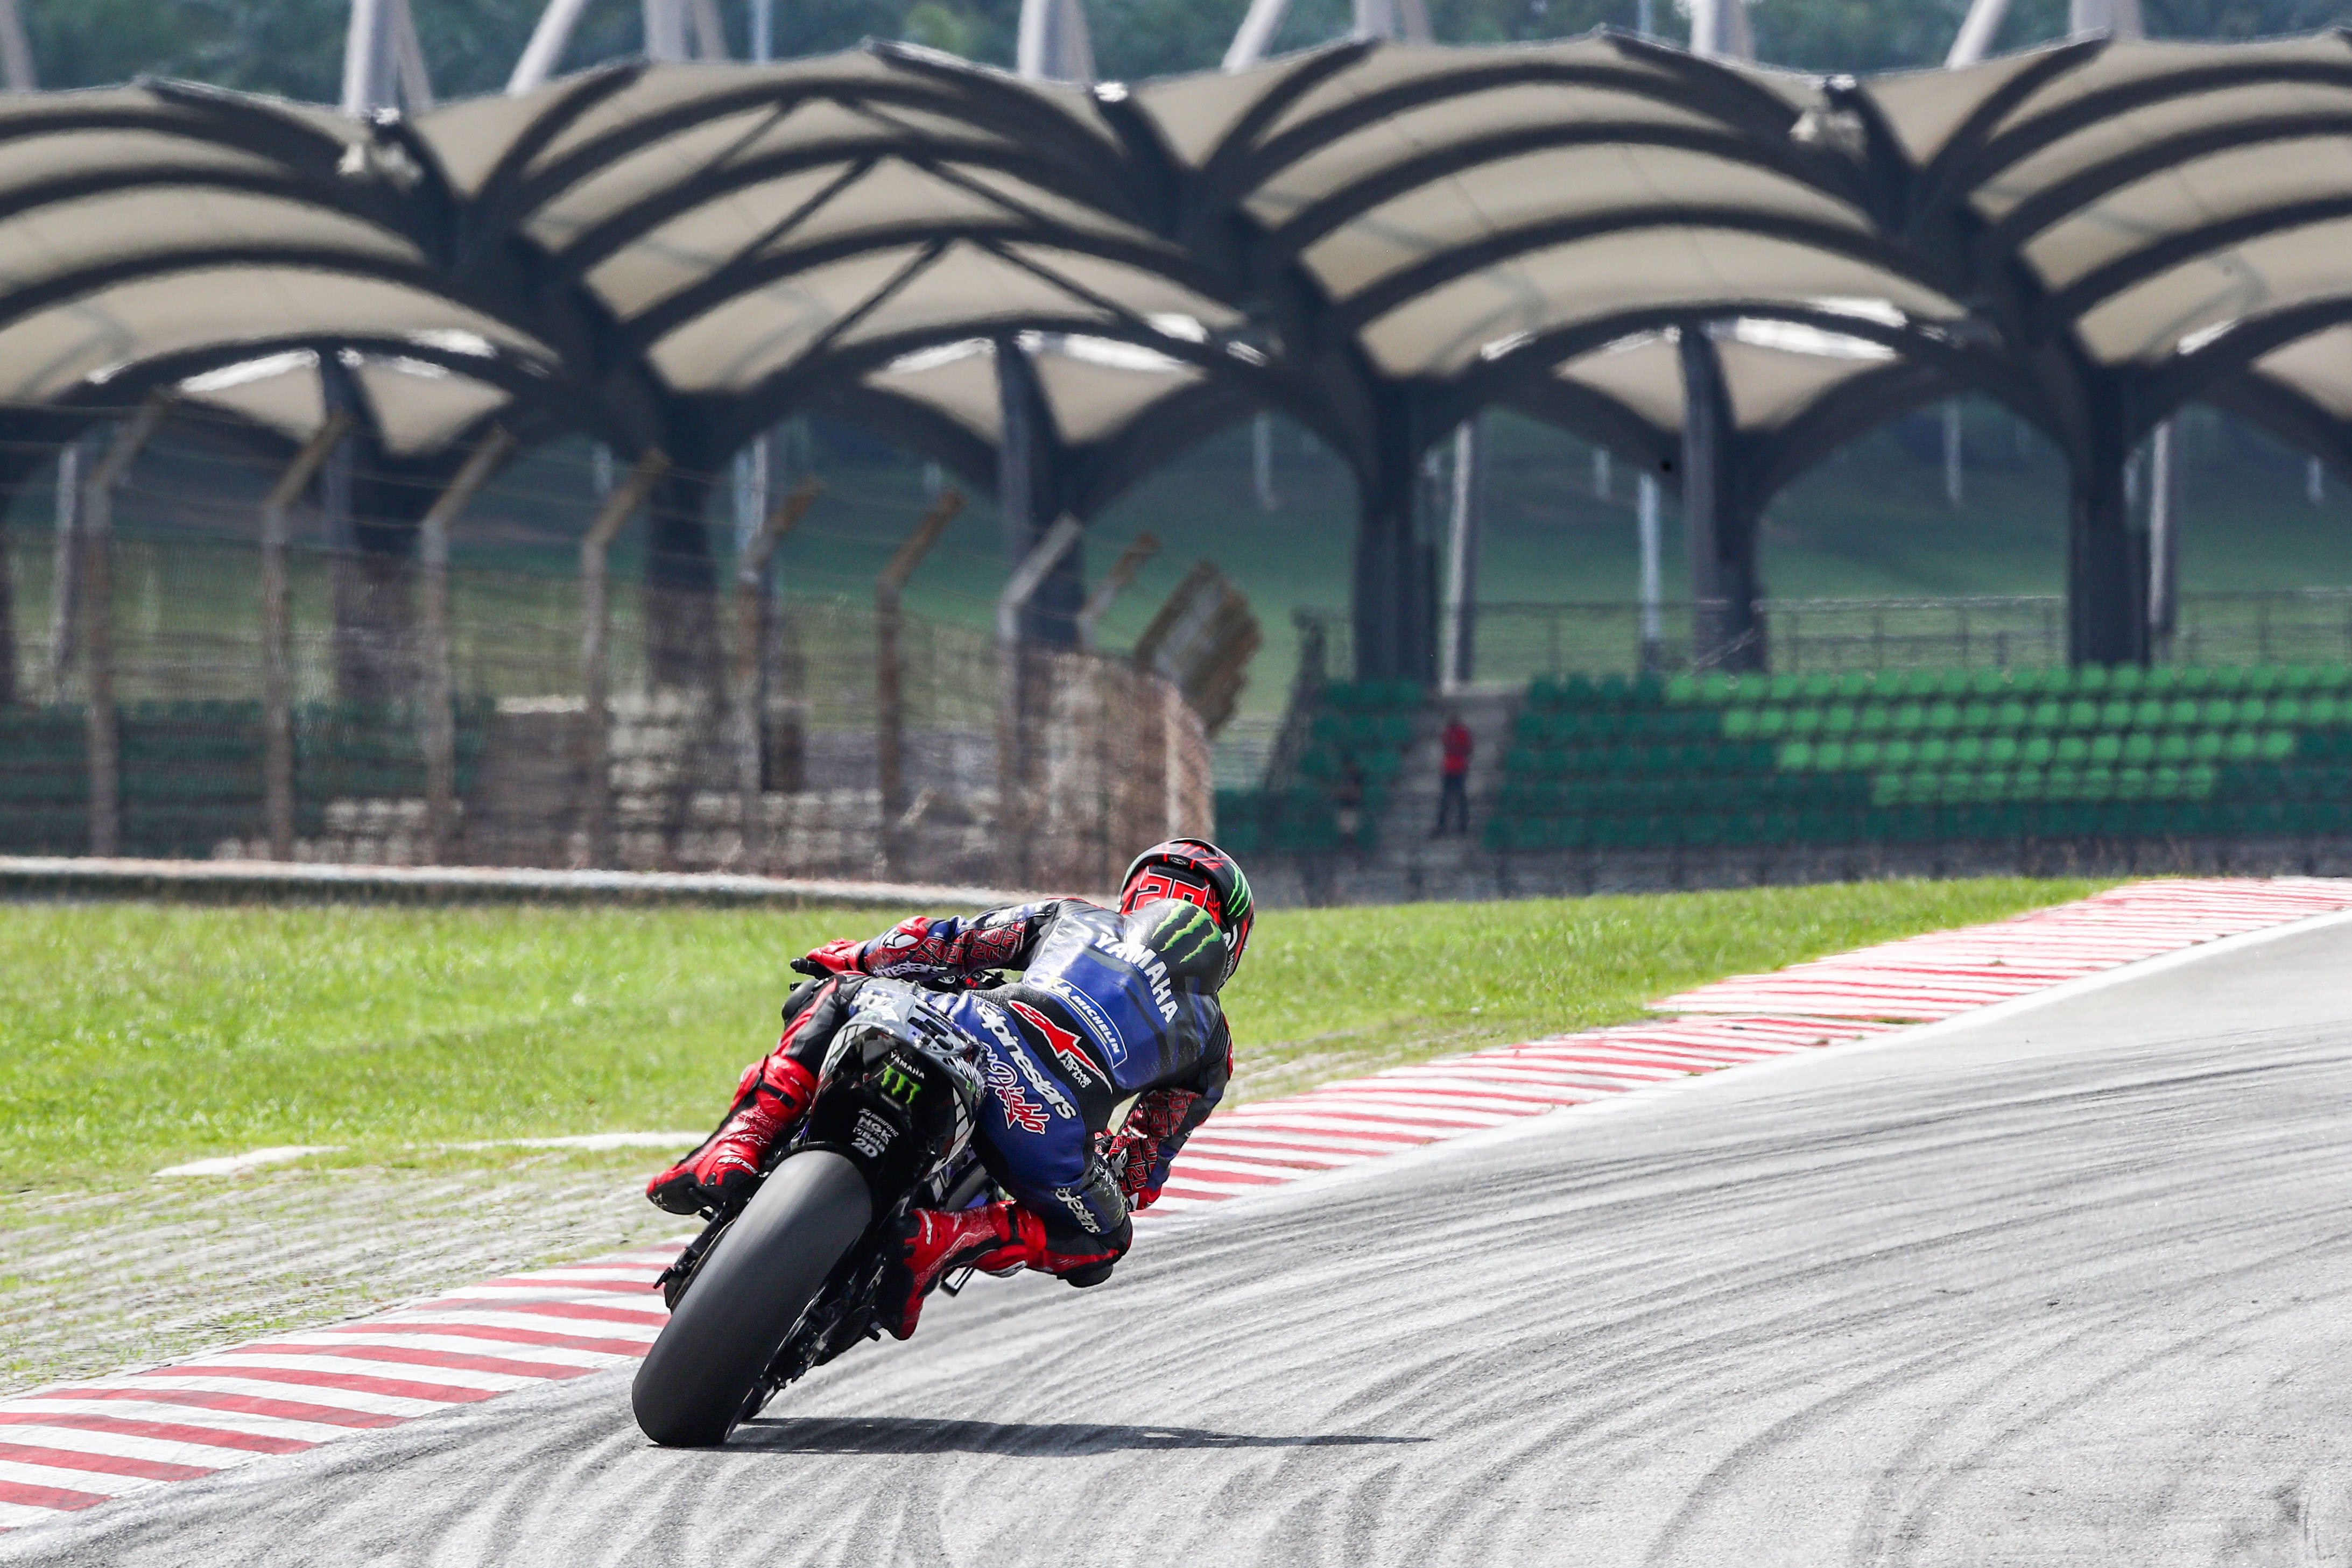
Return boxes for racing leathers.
[805,895,1234,1266]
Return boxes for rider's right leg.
[877,1200,1127,1340]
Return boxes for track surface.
[10,919,2352,1566]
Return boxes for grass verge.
[1,876,2105,1191]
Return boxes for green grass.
[0,875,2105,1191]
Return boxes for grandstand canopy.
[4,33,2352,673]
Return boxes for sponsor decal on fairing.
[850,1108,895,1157]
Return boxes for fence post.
[79,397,168,859]
[578,450,669,868]
[47,439,86,703]
[997,514,1083,885]
[259,413,354,860]
[416,428,516,865]
[1074,531,1159,652]
[875,490,964,879]
[730,477,820,871]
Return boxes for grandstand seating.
[1216,679,1424,854]
[1485,665,2352,851]
[0,700,493,857]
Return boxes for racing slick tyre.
[631,1151,872,1447]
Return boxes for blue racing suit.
[780,897,1233,1257]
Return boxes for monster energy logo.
[1150,902,1225,972]
[877,1060,922,1105]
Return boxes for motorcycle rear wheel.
[631,1150,872,1446]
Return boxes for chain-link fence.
[3,528,1212,891]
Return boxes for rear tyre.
[631,1151,872,1447]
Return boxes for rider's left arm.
[1107,1018,1231,1210]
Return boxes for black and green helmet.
[1118,838,1255,983]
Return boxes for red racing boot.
[878,1201,1044,1340]
[645,1054,818,1215]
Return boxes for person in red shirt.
[1433,712,1472,836]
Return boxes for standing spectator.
[1433,712,1471,836]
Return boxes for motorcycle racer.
[646,839,1252,1338]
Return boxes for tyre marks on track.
[6,875,2349,1534]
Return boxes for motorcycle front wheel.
[631,1150,872,1446]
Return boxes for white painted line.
[153,1146,341,1178]
[0,1459,159,1497]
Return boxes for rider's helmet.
[1118,838,1255,982]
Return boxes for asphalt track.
[11,919,2352,1566]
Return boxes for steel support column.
[1681,328,1765,672]
[2067,403,2148,667]
[1350,421,1437,686]
[996,337,1082,647]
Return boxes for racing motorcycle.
[631,979,997,1447]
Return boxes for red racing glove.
[1097,1090,1201,1211]
[1099,1130,1157,1208]
[791,937,866,979]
